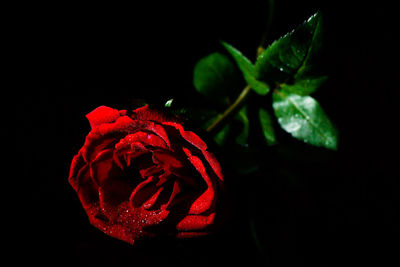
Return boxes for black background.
[14,0,399,266]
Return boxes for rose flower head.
[68,105,225,244]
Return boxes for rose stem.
[206,85,251,134]
[206,1,274,134]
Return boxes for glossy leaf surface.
[255,12,322,84]
[222,42,270,95]
[280,76,327,95]
[272,90,338,150]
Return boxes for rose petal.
[155,172,174,187]
[202,151,224,182]
[90,149,117,186]
[131,105,177,123]
[84,117,171,163]
[140,165,163,179]
[86,106,126,129]
[121,132,168,150]
[69,152,99,207]
[162,122,207,151]
[141,122,171,148]
[82,137,116,163]
[182,147,216,215]
[152,150,184,172]
[142,186,165,210]
[95,116,135,137]
[68,151,87,181]
[120,120,171,148]
[129,176,158,208]
[82,116,134,162]
[74,165,99,207]
[91,151,138,210]
[164,180,182,210]
[176,212,216,232]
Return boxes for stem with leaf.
[206,85,251,133]
[206,1,274,134]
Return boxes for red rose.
[68,105,224,244]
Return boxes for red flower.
[68,105,224,244]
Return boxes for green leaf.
[235,106,249,146]
[295,13,324,79]
[193,52,236,98]
[222,42,270,95]
[280,76,327,95]
[272,90,338,150]
[203,113,231,146]
[255,12,322,84]
[259,108,277,145]
[214,124,230,145]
